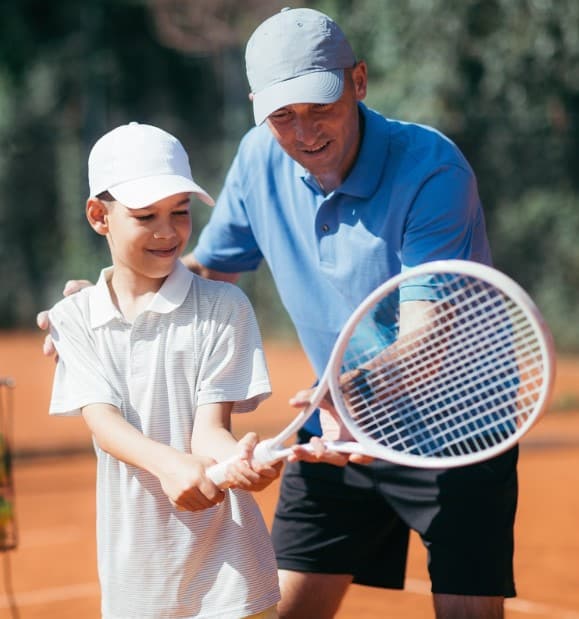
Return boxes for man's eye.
[135,214,154,221]
[173,210,190,216]
[270,111,290,121]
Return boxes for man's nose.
[294,115,318,144]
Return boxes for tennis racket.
[207,260,556,485]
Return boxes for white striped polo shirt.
[49,262,280,618]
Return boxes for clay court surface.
[0,331,578,619]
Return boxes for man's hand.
[36,279,94,358]
[286,389,373,466]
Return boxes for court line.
[2,578,578,617]
[0,582,100,608]
[19,525,88,548]
[405,579,579,618]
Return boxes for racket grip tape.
[205,439,285,488]
[205,457,234,487]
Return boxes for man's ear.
[352,61,368,101]
[86,198,109,236]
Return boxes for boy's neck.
[106,267,168,323]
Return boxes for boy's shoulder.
[49,285,94,321]
[190,273,252,308]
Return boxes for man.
[40,7,517,619]
[185,8,516,619]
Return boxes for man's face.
[265,62,367,192]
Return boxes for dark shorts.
[272,429,518,597]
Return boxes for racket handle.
[206,440,376,488]
[205,439,286,488]
[252,438,287,465]
[205,457,234,487]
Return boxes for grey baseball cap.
[245,7,356,125]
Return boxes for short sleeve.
[194,143,264,273]
[401,165,490,268]
[195,285,271,413]
[49,299,121,416]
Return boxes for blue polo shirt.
[194,103,491,434]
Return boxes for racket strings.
[338,275,546,458]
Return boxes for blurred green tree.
[0,0,578,347]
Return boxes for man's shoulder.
[237,123,285,164]
[383,115,470,170]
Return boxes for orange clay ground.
[0,331,578,619]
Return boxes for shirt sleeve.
[196,284,271,414]
[193,138,264,273]
[401,164,491,268]
[49,300,122,416]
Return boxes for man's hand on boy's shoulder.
[36,279,94,358]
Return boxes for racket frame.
[207,259,556,484]
[326,260,556,468]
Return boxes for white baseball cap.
[245,7,356,125]
[88,122,215,209]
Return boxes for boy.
[48,122,280,618]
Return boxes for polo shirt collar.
[299,103,389,199]
[147,261,192,314]
[88,261,193,328]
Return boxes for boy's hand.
[159,451,225,512]
[224,432,282,491]
[36,279,94,358]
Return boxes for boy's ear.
[86,198,109,236]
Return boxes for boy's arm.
[191,402,281,491]
[82,403,225,511]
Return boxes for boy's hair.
[96,190,115,202]
[88,122,214,209]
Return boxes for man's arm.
[181,252,241,284]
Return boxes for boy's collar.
[89,262,192,327]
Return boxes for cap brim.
[107,174,215,208]
[252,69,345,125]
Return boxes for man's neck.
[314,108,366,195]
[315,171,343,195]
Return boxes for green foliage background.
[1,0,578,349]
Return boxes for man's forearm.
[181,252,241,283]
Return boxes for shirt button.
[321,224,330,233]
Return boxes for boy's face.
[89,192,193,284]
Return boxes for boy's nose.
[153,224,176,239]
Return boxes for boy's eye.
[173,210,190,216]
[135,214,154,221]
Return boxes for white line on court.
[19,525,87,548]
[1,578,578,617]
[0,582,100,609]
[406,578,579,618]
